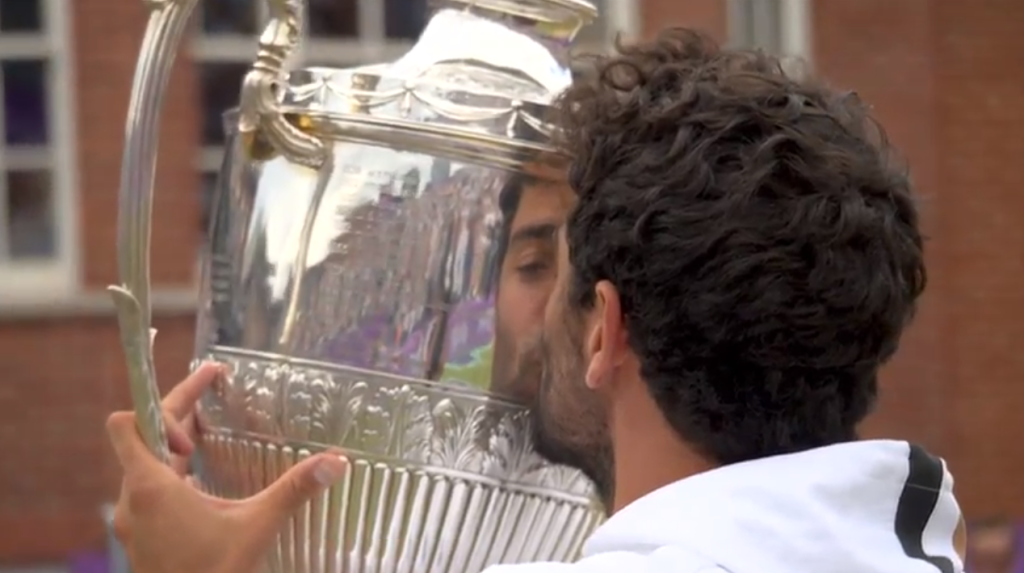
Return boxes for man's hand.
[108,363,347,573]
[160,362,216,476]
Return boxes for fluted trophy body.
[111,0,602,571]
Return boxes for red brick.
[0,315,195,562]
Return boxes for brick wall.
[0,0,1021,564]
[0,0,200,562]
[813,0,1024,518]
[75,0,200,289]
[0,315,195,561]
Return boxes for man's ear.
[585,280,626,389]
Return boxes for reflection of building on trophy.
[294,163,505,375]
[203,161,280,353]
[215,156,267,345]
[412,167,505,377]
[291,171,428,365]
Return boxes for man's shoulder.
[481,547,726,573]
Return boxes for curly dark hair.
[554,28,926,465]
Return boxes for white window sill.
[0,287,198,319]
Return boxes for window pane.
[4,170,55,260]
[201,0,258,34]
[0,0,42,33]
[199,63,249,146]
[307,0,358,39]
[728,0,783,53]
[384,0,428,40]
[2,59,48,146]
[575,0,609,44]
[748,0,783,53]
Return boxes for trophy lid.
[272,0,599,170]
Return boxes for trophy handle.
[239,0,331,347]
[238,0,327,168]
[109,0,327,463]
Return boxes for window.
[727,0,812,72]
[0,0,77,300]
[577,0,640,51]
[193,0,639,231]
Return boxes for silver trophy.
[111,0,603,571]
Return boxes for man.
[489,173,574,403]
[107,28,967,573]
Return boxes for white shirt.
[484,440,965,573]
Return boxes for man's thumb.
[248,453,348,519]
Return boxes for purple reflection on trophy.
[308,167,503,386]
[324,295,495,389]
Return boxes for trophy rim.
[544,0,599,19]
[195,347,600,504]
[220,107,561,171]
[204,344,533,411]
[284,63,562,109]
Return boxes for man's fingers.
[107,411,173,475]
[107,411,188,518]
[162,362,223,421]
[111,480,131,544]
[106,411,148,469]
[245,454,347,526]
[165,411,195,457]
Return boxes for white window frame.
[727,0,812,73]
[576,0,640,52]
[607,0,641,42]
[0,0,80,304]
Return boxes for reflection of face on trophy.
[111,0,604,571]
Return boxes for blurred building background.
[0,0,1022,570]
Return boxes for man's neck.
[608,399,716,514]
